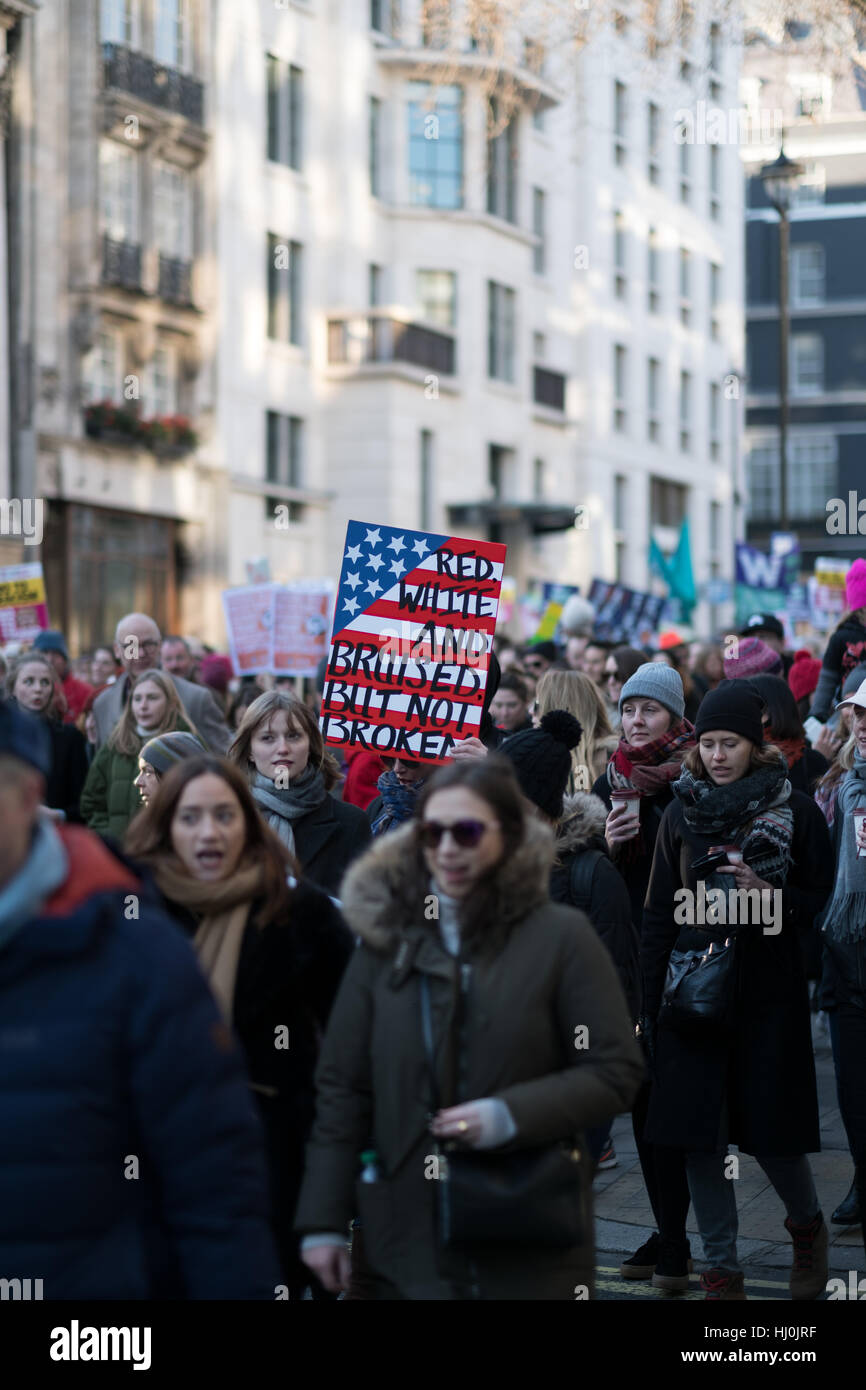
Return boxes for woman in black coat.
[228,689,371,899]
[125,755,354,1297]
[641,682,834,1301]
[9,652,89,821]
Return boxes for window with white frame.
[709,144,721,220]
[487,281,516,382]
[648,227,660,313]
[420,429,434,529]
[708,21,721,72]
[613,343,627,432]
[647,357,661,442]
[709,381,721,460]
[154,0,192,71]
[613,81,627,165]
[154,161,193,260]
[369,263,384,307]
[143,345,179,417]
[792,74,832,118]
[679,369,691,451]
[647,101,660,184]
[679,247,691,326]
[791,244,825,308]
[747,436,836,520]
[267,411,303,488]
[710,262,721,340]
[487,98,518,224]
[369,95,382,195]
[267,233,303,345]
[408,82,463,209]
[678,132,691,204]
[84,328,124,404]
[533,457,546,499]
[267,57,303,171]
[790,334,824,395]
[101,0,141,46]
[532,187,546,275]
[790,162,825,207]
[614,472,627,580]
[614,210,626,298]
[417,269,457,328]
[99,140,139,243]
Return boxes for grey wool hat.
[140,731,206,776]
[619,662,685,722]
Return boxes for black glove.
[636,1014,657,1068]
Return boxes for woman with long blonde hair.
[81,669,196,837]
[228,689,370,898]
[535,668,618,791]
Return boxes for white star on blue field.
[334,520,449,623]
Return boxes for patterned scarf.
[821,751,866,942]
[251,766,327,856]
[371,769,427,837]
[607,720,696,795]
[673,761,795,888]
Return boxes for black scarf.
[673,761,795,888]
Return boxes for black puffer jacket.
[550,792,641,1021]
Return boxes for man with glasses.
[521,640,558,679]
[91,612,230,753]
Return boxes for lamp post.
[760,145,804,533]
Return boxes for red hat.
[658,629,685,651]
[199,653,234,693]
[787,648,821,703]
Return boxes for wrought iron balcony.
[533,365,566,412]
[327,314,456,376]
[102,43,204,126]
[158,254,193,306]
[101,234,143,291]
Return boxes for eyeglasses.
[605,670,621,682]
[419,819,497,850]
[137,641,160,654]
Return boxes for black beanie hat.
[502,709,583,820]
[694,680,765,746]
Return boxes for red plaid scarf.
[607,719,696,795]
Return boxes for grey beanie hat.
[140,731,206,776]
[842,663,866,698]
[619,662,685,722]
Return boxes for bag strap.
[568,849,603,912]
[419,973,441,1112]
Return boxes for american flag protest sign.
[320,521,507,763]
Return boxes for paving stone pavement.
[593,1015,865,1275]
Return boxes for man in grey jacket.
[92,612,230,752]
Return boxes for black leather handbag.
[660,932,738,1030]
[419,973,584,1250]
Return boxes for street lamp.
[760,145,804,533]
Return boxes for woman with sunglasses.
[602,647,646,729]
[296,756,643,1300]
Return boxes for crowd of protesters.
[1,560,866,1301]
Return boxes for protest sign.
[320,521,506,764]
[534,583,580,642]
[222,584,273,674]
[588,579,665,644]
[734,542,800,627]
[0,562,50,643]
[809,558,848,631]
[273,585,332,676]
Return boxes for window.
[523,39,545,74]
[369,95,382,195]
[532,187,546,275]
[533,457,546,499]
[613,343,627,432]
[709,381,721,460]
[266,411,304,522]
[679,248,691,326]
[709,21,721,72]
[794,74,831,118]
[420,0,449,48]
[154,162,193,260]
[678,132,691,204]
[710,262,721,340]
[487,98,518,223]
[790,161,825,207]
[647,102,660,184]
[408,82,463,209]
[710,499,722,552]
[533,331,546,360]
[143,344,178,417]
[84,328,124,403]
[101,0,140,46]
[614,210,626,298]
[267,234,303,345]
[709,144,721,220]
[614,473,627,579]
[154,0,191,71]
[790,334,824,395]
[791,245,825,308]
[420,429,434,529]
[370,0,397,34]
[650,476,687,528]
[487,281,516,382]
[647,357,661,442]
[747,437,836,521]
[488,445,514,499]
[369,264,384,306]
[679,370,691,451]
[648,227,660,313]
[613,81,626,165]
[416,269,456,328]
[99,141,139,243]
[267,57,303,170]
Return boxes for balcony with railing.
[101,234,143,292]
[327,313,456,377]
[102,43,204,126]
[158,254,193,307]
[533,365,566,413]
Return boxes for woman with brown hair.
[228,689,370,898]
[81,669,195,838]
[124,755,353,1297]
[641,682,834,1300]
[534,668,618,791]
[296,755,642,1300]
[8,651,89,821]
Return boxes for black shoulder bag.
[419,971,584,1250]
[660,931,739,1030]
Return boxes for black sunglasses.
[419,819,495,849]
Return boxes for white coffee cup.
[854,806,866,859]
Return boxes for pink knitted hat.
[845,558,866,613]
[723,636,783,679]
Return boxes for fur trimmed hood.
[339,814,556,952]
[555,791,609,856]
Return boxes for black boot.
[831,1178,861,1226]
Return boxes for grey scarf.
[822,750,866,943]
[0,818,69,952]
[251,765,327,856]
